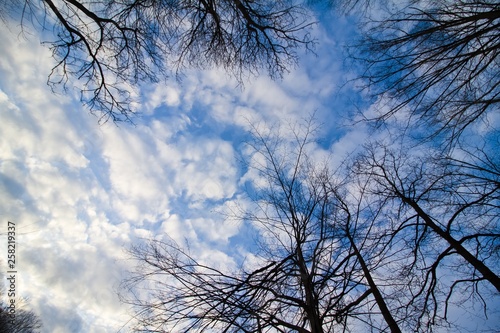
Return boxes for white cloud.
[144,84,182,112]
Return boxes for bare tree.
[119,116,500,331]
[3,0,314,122]
[352,140,500,330]
[342,1,500,327]
[331,183,405,333]
[240,120,405,332]
[121,120,407,332]
[0,269,42,333]
[353,0,500,145]
[0,307,42,333]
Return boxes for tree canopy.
[122,120,407,332]
[2,0,314,122]
[354,0,500,145]
[120,0,500,330]
[123,114,499,332]
[5,0,497,332]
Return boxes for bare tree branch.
[3,0,314,122]
[353,0,500,145]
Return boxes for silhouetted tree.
[354,0,500,145]
[2,0,313,122]
[342,1,500,327]
[121,119,405,332]
[0,307,42,333]
[0,269,42,333]
[330,184,404,332]
[121,114,500,331]
[352,140,500,330]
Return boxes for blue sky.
[0,3,497,332]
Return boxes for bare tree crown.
[4,0,314,122]
[354,0,500,145]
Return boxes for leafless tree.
[0,307,42,333]
[120,115,500,331]
[353,0,500,145]
[121,120,407,332]
[306,0,381,14]
[352,140,500,330]
[331,181,408,332]
[3,0,314,122]
[342,1,500,327]
[0,269,42,333]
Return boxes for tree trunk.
[399,193,500,293]
[347,232,402,333]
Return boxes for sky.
[0,7,370,332]
[0,3,498,333]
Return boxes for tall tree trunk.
[296,245,324,333]
[398,192,500,292]
[347,232,402,333]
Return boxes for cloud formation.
[0,10,369,333]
